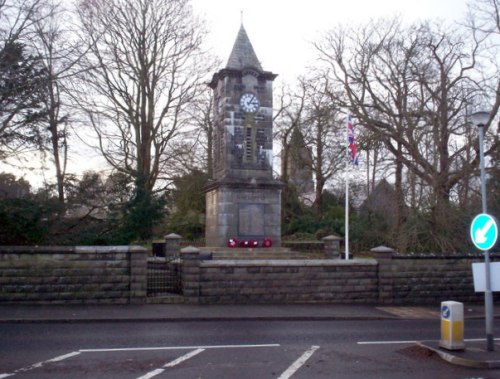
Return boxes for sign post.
[470,213,498,352]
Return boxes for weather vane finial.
[241,10,244,25]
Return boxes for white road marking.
[357,338,500,345]
[136,348,205,379]
[163,348,205,368]
[136,369,163,379]
[2,344,285,378]
[80,343,280,353]
[0,351,80,378]
[278,345,320,379]
[45,352,81,362]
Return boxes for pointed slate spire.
[226,24,262,71]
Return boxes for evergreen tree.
[0,41,47,157]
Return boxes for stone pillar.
[322,235,342,259]
[129,246,148,304]
[165,233,182,257]
[371,245,395,304]
[181,246,200,304]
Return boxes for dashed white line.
[278,345,320,379]
[0,351,80,378]
[136,348,205,379]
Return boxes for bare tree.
[275,77,345,214]
[465,0,500,164]
[273,82,305,184]
[185,87,215,178]
[314,18,492,251]
[300,78,346,213]
[29,0,86,203]
[75,0,210,193]
[358,129,393,197]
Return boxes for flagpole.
[345,147,349,260]
[345,114,357,261]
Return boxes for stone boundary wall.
[1,243,496,305]
[281,241,324,252]
[390,255,493,305]
[0,246,147,304]
[198,260,378,304]
[181,247,497,305]
[180,248,378,304]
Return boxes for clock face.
[240,92,260,113]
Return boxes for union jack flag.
[347,115,359,166]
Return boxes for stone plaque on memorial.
[238,204,265,237]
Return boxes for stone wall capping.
[75,246,144,253]
[200,258,377,267]
[0,246,76,254]
[322,235,343,241]
[165,233,182,240]
[181,246,201,254]
[128,246,148,253]
[370,245,396,253]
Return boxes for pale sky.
[192,0,470,83]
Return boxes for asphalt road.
[1,319,499,378]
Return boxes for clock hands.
[240,92,259,112]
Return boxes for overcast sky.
[192,0,470,83]
[4,0,472,187]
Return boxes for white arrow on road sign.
[475,219,494,244]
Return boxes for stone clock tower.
[205,24,283,247]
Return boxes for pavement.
[0,302,499,369]
[0,303,402,323]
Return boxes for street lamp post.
[470,110,494,352]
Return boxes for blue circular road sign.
[470,213,499,251]
[441,305,450,319]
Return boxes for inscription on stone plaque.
[238,204,265,237]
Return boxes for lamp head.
[470,111,490,127]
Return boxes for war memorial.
[204,24,283,248]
